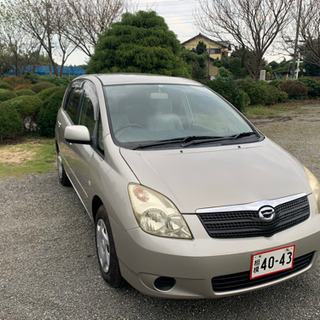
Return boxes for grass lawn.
[0,137,56,178]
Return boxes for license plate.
[250,245,295,279]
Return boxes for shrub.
[297,77,320,99]
[31,81,55,93]
[23,72,41,84]
[268,79,284,88]
[15,89,36,97]
[0,81,14,90]
[37,86,64,102]
[14,84,33,91]
[205,77,249,111]
[279,80,308,99]
[40,75,72,86]
[0,102,24,141]
[263,84,288,105]
[38,88,66,137]
[3,75,32,88]
[237,78,288,105]
[0,90,17,102]
[237,78,267,105]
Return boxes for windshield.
[104,84,260,149]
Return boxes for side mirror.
[64,125,91,144]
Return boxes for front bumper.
[113,201,320,299]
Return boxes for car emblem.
[258,206,276,222]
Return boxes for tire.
[95,205,123,288]
[57,152,71,186]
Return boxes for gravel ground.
[1,104,320,320]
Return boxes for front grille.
[212,252,314,292]
[197,195,310,238]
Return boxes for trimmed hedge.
[37,86,64,102]
[15,89,36,96]
[0,90,17,102]
[279,80,308,100]
[3,75,31,88]
[0,102,24,140]
[0,81,14,90]
[297,77,320,99]
[37,88,66,137]
[31,81,55,93]
[205,77,248,111]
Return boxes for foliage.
[0,90,17,102]
[268,79,284,87]
[87,11,190,77]
[196,41,207,55]
[2,95,43,120]
[3,75,31,88]
[15,89,36,96]
[37,86,65,102]
[31,81,55,93]
[279,80,308,99]
[0,102,24,141]
[180,48,207,80]
[205,76,249,112]
[23,72,41,84]
[40,75,73,86]
[37,88,66,137]
[0,81,14,90]
[14,84,33,91]
[297,77,320,98]
[237,78,287,105]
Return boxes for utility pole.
[291,0,303,79]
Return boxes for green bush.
[23,72,41,84]
[3,95,43,119]
[279,80,308,99]
[237,78,288,105]
[205,77,249,111]
[268,79,284,88]
[31,81,55,93]
[3,75,32,88]
[15,89,36,97]
[40,75,72,86]
[37,88,66,137]
[0,90,17,102]
[0,81,14,90]
[37,86,64,102]
[0,102,24,140]
[297,77,320,99]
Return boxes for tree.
[86,11,189,77]
[180,48,207,80]
[61,0,124,57]
[196,0,294,82]
[4,0,77,76]
[299,0,320,68]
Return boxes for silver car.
[55,74,320,298]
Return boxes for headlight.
[128,183,192,239]
[304,167,320,212]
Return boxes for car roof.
[83,73,202,86]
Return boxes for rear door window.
[64,87,83,124]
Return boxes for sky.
[67,0,202,65]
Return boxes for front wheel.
[57,153,71,186]
[95,205,123,288]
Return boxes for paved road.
[1,107,320,320]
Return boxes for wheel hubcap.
[96,219,110,273]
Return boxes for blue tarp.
[6,66,86,76]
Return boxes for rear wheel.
[95,205,123,287]
[57,153,71,186]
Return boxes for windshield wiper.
[132,132,257,150]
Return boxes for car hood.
[120,138,311,213]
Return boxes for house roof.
[181,33,230,49]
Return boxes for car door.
[58,80,99,211]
